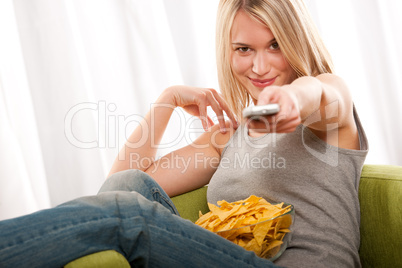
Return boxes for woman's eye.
[270,42,280,50]
[236,47,251,53]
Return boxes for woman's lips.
[249,77,276,88]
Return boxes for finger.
[246,117,272,133]
[257,87,280,106]
[209,89,239,129]
[247,114,297,133]
[204,91,227,133]
[247,120,294,133]
[197,102,210,131]
[246,113,277,127]
[273,102,293,124]
[272,112,301,133]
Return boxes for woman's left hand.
[246,86,301,133]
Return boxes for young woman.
[0,0,368,267]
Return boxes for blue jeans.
[0,170,278,268]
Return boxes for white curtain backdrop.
[0,0,401,220]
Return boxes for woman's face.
[230,10,297,103]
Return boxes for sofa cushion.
[64,250,130,268]
[359,165,402,267]
[171,186,209,222]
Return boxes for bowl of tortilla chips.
[195,195,294,261]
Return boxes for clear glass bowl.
[214,203,294,261]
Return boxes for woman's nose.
[252,52,271,76]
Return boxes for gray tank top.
[207,107,368,267]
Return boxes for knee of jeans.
[98,169,156,194]
[98,170,178,215]
[101,191,170,220]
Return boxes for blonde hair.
[216,0,335,119]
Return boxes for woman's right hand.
[162,85,238,133]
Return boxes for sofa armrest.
[359,165,402,267]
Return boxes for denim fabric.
[0,169,278,268]
[97,169,179,215]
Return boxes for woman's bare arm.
[144,122,234,197]
[108,85,238,180]
[250,74,359,149]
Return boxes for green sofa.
[65,165,402,268]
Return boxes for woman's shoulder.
[312,73,360,150]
